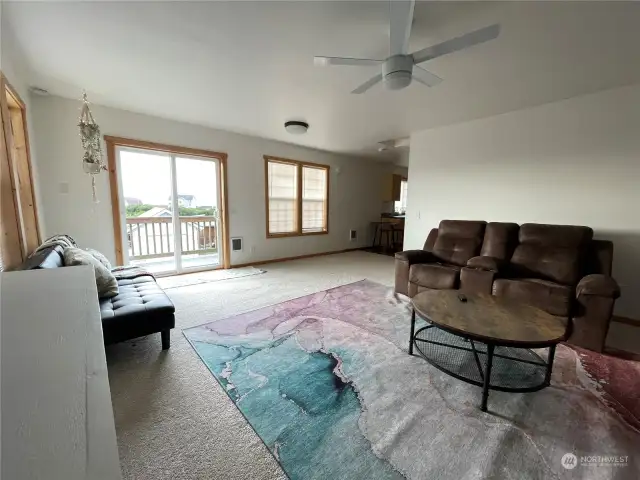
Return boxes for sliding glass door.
[117,146,223,275]
[174,155,222,271]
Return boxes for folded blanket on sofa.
[33,234,77,255]
[111,266,155,281]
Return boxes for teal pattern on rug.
[184,281,406,480]
[189,335,402,480]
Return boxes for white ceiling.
[4,1,640,160]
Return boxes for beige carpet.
[156,266,265,290]
[106,251,395,480]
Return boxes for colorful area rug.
[183,280,639,479]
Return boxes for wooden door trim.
[0,74,23,269]
[104,136,227,161]
[104,136,230,268]
[5,78,41,250]
[219,155,231,269]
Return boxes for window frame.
[264,155,330,238]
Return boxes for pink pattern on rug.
[571,346,640,431]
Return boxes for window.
[265,156,329,237]
[394,179,408,214]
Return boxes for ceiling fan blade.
[389,0,415,55]
[411,24,501,65]
[314,56,383,67]
[412,65,443,87]
[351,74,383,94]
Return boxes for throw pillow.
[63,247,119,298]
[86,248,112,270]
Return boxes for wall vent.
[349,230,357,241]
[231,237,243,251]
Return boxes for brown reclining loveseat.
[395,220,620,352]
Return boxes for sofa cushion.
[510,224,593,285]
[518,224,593,248]
[100,276,175,344]
[63,247,119,298]
[410,263,460,290]
[493,278,573,317]
[432,220,486,267]
[422,228,439,251]
[480,222,520,259]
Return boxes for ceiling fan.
[377,137,410,151]
[314,1,500,94]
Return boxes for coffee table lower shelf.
[411,324,555,412]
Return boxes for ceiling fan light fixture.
[382,54,414,91]
[284,121,309,135]
[384,70,413,90]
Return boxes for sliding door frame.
[104,136,230,269]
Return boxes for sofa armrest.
[466,256,505,272]
[569,274,620,352]
[576,274,621,299]
[394,250,435,265]
[395,250,435,296]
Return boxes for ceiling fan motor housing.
[383,55,413,90]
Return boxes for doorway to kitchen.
[105,137,229,275]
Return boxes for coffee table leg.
[544,344,556,386]
[481,343,495,412]
[469,340,485,381]
[409,308,416,355]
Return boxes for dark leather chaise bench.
[18,245,175,349]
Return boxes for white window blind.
[267,161,298,234]
[265,157,329,237]
[302,166,327,233]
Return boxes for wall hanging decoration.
[78,92,107,202]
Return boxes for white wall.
[406,83,640,318]
[30,95,389,266]
[1,19,44,239]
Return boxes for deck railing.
[126,216,217,260]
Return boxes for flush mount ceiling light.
[29,86,50,96]
[284,121,309,135]
[377,137,410,151]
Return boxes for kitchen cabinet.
[382,173,404,202]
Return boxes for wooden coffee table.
[410,290,568,412]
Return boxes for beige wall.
[30,95,390,266]
[406,83,640,319]
[1,17,44,258]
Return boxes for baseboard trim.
[230,247,364,269]
[612,315,640,328]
